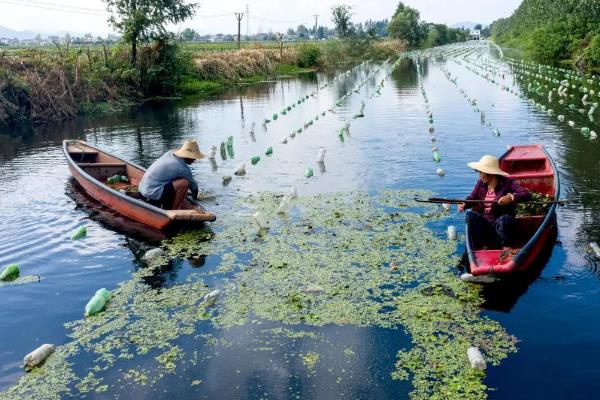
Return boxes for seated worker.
[458,155,531,250]
[139,139,204,210]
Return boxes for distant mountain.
[451,22,485,30]
[0,25,37,40]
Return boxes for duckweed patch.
[1,190,517,400]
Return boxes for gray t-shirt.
[139,151,199,200]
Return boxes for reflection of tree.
[389,58,420,89]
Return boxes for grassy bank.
[0,38,406,126]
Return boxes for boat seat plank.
[78,162,127,168]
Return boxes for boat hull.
[64,140,216,230]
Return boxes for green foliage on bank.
[491,0,600,68]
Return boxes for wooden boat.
[63,140,216,230]
[466,144,559,276]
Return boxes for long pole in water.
[415,197,568,206]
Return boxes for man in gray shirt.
[139,140,205,209]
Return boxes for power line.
[0,0,105,15]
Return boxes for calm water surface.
[1,44,600,399]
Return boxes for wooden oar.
[414,197,568,206]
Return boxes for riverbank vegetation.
[491,0,600,70]
[0,1,467,126]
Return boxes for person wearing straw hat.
[139,140,205,210]
[458,155,531,250]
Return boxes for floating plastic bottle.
[447,225,457,240]
[0,264,19,281]
[568,120,575,127]
[467,347,487,370]
[289,186,298,199]
[290,131,296,139]
[436,168,445,177]
[85,288,110,317]
[252,212,269,230]
[429,125,435,134]
[581,127,590,136]
[591,131,598,140]
[460,273,495,284]
[265,147,273,156]
[305,168,314,178]
[316,147,326,163]
[220,143,227,160]
[23,344,55,369]
[558,115,565,122]
[272,113,278,121]
[432,151,441,163]
[71,226,87,240]
[250,122,256,134]
[281,137,288,144]
[209,145,217,160]
[203,289,221,304]
[590,242,600,258]
[277,195,291,214]
[251,156,261,165]
[234,163,246,176]
[492,128,501,137]
[226,136,233,148]
[143,248,165,265]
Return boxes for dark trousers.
[147,179,189,210]
[466,210,515,248]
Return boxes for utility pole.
[234,12,244,49]
[313,14,319,38]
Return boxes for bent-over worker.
[139,139,204,210]
[458,155,531,250]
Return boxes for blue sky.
[0,0,522,35]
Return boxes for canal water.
[1,42,599,399]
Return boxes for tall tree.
[387,2,424,47]
[331,4,354,38]
[105,0,197,65]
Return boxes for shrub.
[584,34,600,67]
[296,44,321,68]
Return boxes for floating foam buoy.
[467,347,487,370]
[436,168,445,177]
[234,163,246,176]
[23,344,55,369]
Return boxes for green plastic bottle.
[0,264,19,281]
[85,288,110,317]
[265,147,273,156]
[251,156,261,165]
[433,151,441,163]
[273,113,278,120]
[305,168,314,178]
[227,136,233,148]
[71,226,87,240]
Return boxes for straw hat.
[467,155,509,176]
[173,139,205,160]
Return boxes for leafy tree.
[316,26,326,39]
[105,0,197,65]
[181,28,196,42]
[297,24,310,38]
[474,23,482,30]
[331,4,354,38]
[387,2,424,47]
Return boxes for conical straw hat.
[174,139,205,160]
[467,155,509,176]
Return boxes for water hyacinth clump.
[2,190,517,400]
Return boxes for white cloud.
[0,0,521,36]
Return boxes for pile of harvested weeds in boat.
[2,190,517,400]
